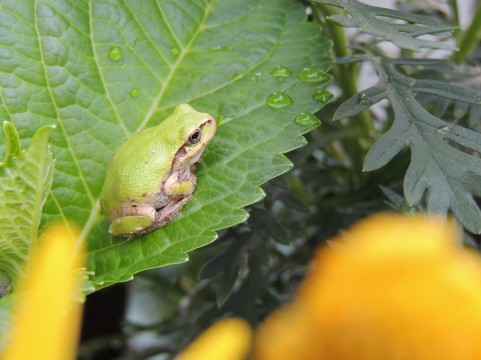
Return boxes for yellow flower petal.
[3,221,85,360]
[254,213,481,360]
[177,318,252,360]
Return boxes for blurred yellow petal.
[3,221,85,360]
[177,318,252,360]
[255,213,481,360]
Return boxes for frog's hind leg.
[153,195,193,228]
[109,212,156,237]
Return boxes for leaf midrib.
[82,0,217,240]
[136,0,217,132]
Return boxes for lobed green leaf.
[313,0,456,50]
[335,51,481,233]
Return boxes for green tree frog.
[100,104,216,237]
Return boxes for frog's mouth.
[188,150,204,164]
[174,118,216,168]
[178,144,205,166]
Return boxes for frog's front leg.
[109,205,156,237]
[164,169,197,197]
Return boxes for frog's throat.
[173,146,204,170]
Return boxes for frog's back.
[100,104,211,215]
[101,123,178,212]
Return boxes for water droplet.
[266,92,293,108]
[357,93,373,105]
[170,47,180,55]
[124,173,129,177]
[271,66,292,78]
[436,125,453,135]
[217,115,233,125]
[130,88,139,98]
[250,72,263,82]
[208,45,229,51]
[108,46,123,62]
[313,90,333,103]
[149,149,156,154]
[400,203,417,214]
[298,67,330,83]
[294,112,319,126]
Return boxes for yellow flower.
[2,221,85,360]
[254,213,481,360]
[177,318,252,360]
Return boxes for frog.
[100,104,216,237]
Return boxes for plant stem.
[452,1,481,62]
[447,0,460,35]
[312,3,375,176]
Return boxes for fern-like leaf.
[335,52,481,233]
[313,0,456,50]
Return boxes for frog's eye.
[188,129,202,144]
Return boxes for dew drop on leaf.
[170,47,180,55]
[266,92,293,108]
[313,90,333,103]
[250,72,263,81]
[294,112,319,126]
[208,45,229,51]
[250,72,262,82]
[297,67,330,83]
[400,203,417,214]
[436,125,453,135]
[108,46,123,62]
[271,66,292,78]
[130,88,139,98]
[357,93,373,105]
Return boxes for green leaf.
[333,82,386,120]
[0,294,15,345]
[409,62,481,131]
[0,0,331,290]
[0,122,22,167]
[216,254,243,308]
[313,0,456,50]
[0,123,54,285]
[336,52,481,233]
